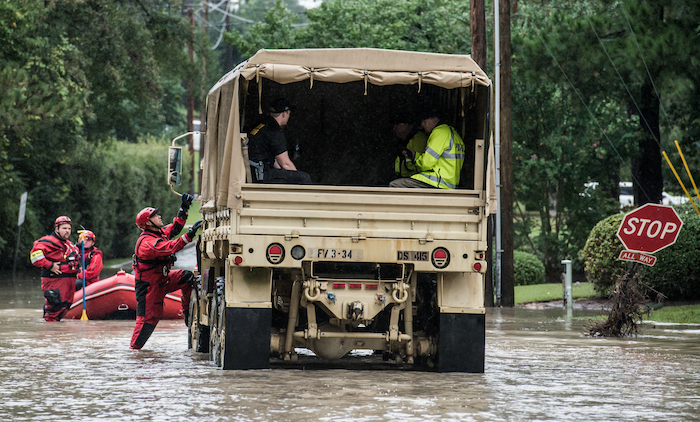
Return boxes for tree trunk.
[224,0,234,71]
[470,0,487,73]
[633,78,663,205]
[499,0,515,307]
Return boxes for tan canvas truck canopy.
[201,48,493,210]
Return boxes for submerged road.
[1,271,699,422]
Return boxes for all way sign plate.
[618,250,657,266]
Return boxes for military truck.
[178,48,495,372]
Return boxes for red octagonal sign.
[617,204,683,254]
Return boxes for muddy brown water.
[2,262,700,420]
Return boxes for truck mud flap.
[438,313,485,373]
[223,307,271,370]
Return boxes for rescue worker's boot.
[43,289,63,322]
[130,322,157,349]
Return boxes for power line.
[620,5,672,129]
[585,15,664,152]
[536,31,652,203]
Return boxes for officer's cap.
[269,98,296,113]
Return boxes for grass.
[515,282,599,304]
[646,305,700,324]
[515,282,700,324]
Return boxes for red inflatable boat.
[64,270,184,320]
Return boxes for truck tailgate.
[237,185,485,241]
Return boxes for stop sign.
[616,204,683,254]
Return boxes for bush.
[638,209,700,300]
[583,213,626,295]
[583,206,700,301]
[513,250,546,286]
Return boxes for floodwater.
[2,251,700,421]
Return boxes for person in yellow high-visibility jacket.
[390,109,465,189]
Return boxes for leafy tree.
[0,0,195,270]
[225,0,473,56]
[44,0,191,140]
[510,0,700,280]
[0,0,89,264]
[236,0,308,22]
[225,0,300,58]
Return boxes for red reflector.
[333,283,346,289]
[433,249,447,259]
[365,284,378,290]
[234,256,243,265]
[269,245,282,255]
[473,262,482,271]
[349,283,362,289]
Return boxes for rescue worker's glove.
[177,207,188,221]
[178,193,195,220]
[181,193,194,211]
[186,220,202,241]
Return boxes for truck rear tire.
[438,313,485,373]
[221,307,271,370]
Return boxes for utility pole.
[224,0,234,71]
[471,0,492,307]
[187,6,195,195]
[494,0,502,307]
[499,0,515,307]
[198,0,209,194]
[470,0,487,73]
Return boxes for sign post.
[616,203,683,266]
[12,192,28,280]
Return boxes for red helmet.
[54,216,72,228]
[78,230,95,243]
[135,207,159,230]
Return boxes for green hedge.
[638,208,700,300]
[513,250,546,286]
[583,205,700,300]
[6,136,192,270]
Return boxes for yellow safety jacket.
[394,131,428,177]
[411,124,465,189]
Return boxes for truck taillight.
[266,243,285,264]
[431,247,450,269]
[473,262,482,272]
[234,256,243,265]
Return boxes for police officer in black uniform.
[248,98,312,184]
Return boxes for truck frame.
[186,48,495,372]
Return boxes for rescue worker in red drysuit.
[129,193,202,349]
[30,216,81,321]
[75,230,103,288]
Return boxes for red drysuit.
[30,233,81,321]
[129,216,194,349]
[76,247,104,286]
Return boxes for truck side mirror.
[168,146,182,186]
